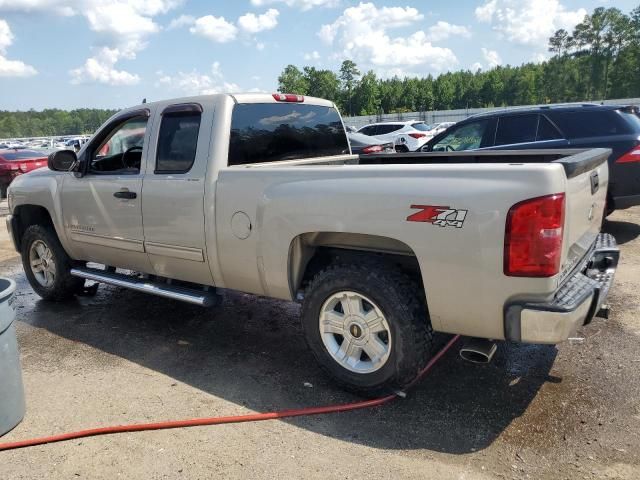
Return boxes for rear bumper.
[504,233,619,344]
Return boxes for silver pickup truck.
[5,93,619,394]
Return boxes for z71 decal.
[406,205,468,228]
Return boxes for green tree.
[277,65,309,94]
[339,60,360,116]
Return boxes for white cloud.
[319,3,456,73]
[475,0,586,47]
[155,62,240,95]
[0,19,37,77]
[168,14,195,29]
[250,0,338,11]
[428,21,471,42]
[238,8,279,33]
[0,1,182,85]
[303,50,320,61]
[482,47,501,68]
[70,46,139,85]
[470,62,483,71]
[190,15,238,43]
[0,0,75,16]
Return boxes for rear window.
[620,111,640,131]
[0,150,44,161]
[229,103,349,166]
[411,122,431,131]
[548,110,633,138]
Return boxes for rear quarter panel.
[214,162,569,340]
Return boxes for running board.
[70,268,217,307]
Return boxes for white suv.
[357,121,431,152]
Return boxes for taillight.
[361,145,384,154]
[408,133,426,139]
[504,193,565,277]
[616,146,640,163]
[272,93,304,103]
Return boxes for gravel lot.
[0,205,639,479]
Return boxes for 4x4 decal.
[406,205,468,228]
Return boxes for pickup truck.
[5,93,619,395]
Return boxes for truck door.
[141,103,214,285]
[60,109,153,273]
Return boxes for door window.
[495,114,538,146]
[155,112,202,173]
[376,124,402,135]
[91,116,148,174]
[358,126,375,136]
[430,120,489,151]
[537,116,563,141]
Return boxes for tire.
[301,262,433,396]
[0,183,7,199]
[395,145,409,153]
[21,225,84,301]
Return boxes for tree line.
[0,108,116,139]
[278,4,640,116]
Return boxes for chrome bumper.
[505,233,619,344]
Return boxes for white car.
[357,121,432,152]
[395,122,458,152]
[427,122,456,136]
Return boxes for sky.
[0,0,636,110]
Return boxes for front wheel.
[21,225,84,301]
[301,262,433,396]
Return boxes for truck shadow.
[603,219,640,245]
[7,261,556,454]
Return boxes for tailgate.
[554,148,610,281]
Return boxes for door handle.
[114,190,137,199]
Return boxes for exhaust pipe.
[459,338,497,364]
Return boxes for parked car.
[426,122,456,137]
[0,149,47,198]
[421,104,640,212]
[6,93,618,395]
[347,132,395,154]
[357,121,431,152]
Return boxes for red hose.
[0,334,460,452]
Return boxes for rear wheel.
[301,262,433,396]
[21,225,84,301]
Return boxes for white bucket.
[0,277,25,436]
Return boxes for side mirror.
[48,150,78,172]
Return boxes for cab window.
[430,120,489,152]
[156,112,201,174]
[90,116,147,174]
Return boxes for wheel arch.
[12,204,57,251]
[288,232,425,300]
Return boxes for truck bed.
[237,148,609,181]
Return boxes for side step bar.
[70,267,217,307]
